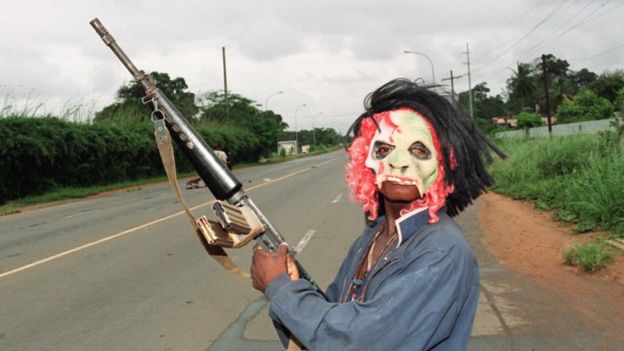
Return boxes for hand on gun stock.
[251,243,300,293]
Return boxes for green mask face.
[365,110,439,196]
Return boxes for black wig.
[346,78,495,217]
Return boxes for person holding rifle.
[251,78,495,350]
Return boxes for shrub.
[563,238,615,272]
[516,111,544,129]
[557,89,614,123]
[0,117,164,203]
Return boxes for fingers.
[276,243,290,255]
[286,254,301,281]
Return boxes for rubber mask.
[364,110,439,196]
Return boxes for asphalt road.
[0,150,619,350]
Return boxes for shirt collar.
[394,207,442,247]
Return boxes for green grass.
[490,131,624,270]
[490,132,624,238]
[563,238,616,272]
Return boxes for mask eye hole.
[373,141,395,160]
[409,142,431,160]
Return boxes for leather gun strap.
[153,119,249,278]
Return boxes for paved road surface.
[0,150,618,350]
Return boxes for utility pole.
[463,43,474,119]
[441,70,463,102]
[541,54,553,135]
[222,46,229,121]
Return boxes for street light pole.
[264,90,284,112]
[294,103,306,152]
[403,50,436,84]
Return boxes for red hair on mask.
[345,108,454,223]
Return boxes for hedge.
[0,116,261,204]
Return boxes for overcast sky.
[1,0,622,132]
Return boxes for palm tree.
[508,63,536,112]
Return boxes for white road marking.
[62,212,87,219]
[1,156,342,279]
[295,229,316,253]
[331,193,343,204]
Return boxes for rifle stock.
[90,18,321,292]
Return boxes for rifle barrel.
[90,18,151,92]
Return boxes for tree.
[198,91,288,157]
[480,95,507,120]
[94,72,199,123]
[590,70,624,104]
[556,89,614,124]
[287,127,342,147]
[570,68,598,95]
[616,88,624,112]
[516,111,544,129]
[507,63,537,112]
[457,82,506,132]
[535,54,574,116]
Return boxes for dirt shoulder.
[478,192,624,333]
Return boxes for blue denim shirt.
[266,208,480,351]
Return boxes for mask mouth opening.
[380,175,418,186]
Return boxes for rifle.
[90,18,321,293]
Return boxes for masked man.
[251,78,494,350]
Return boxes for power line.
[501,0,546,30]
[473,0,622,81]
[473,0,545,62]
[480,0,570,68]
[511,0,597,60]
[527,0,609,57]
[519,0,621,61]
[471,0,570,77]
[576,43,624,63]
[554,0,620,38]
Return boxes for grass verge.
[490,131,623,270]
[0,146,344,216]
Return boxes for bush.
[563,238,615,272]
[557,89,614,123]
[516,111,544,129]
[0,117,164,204]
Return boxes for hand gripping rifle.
[90,18,321,293]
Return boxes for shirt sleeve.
[265,243,476,351]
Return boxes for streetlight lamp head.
[403,50,436,84]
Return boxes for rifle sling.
[153,119,249,278]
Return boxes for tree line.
[94,72,342,160]
[457,54,624,130]
[0,72,343,204]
